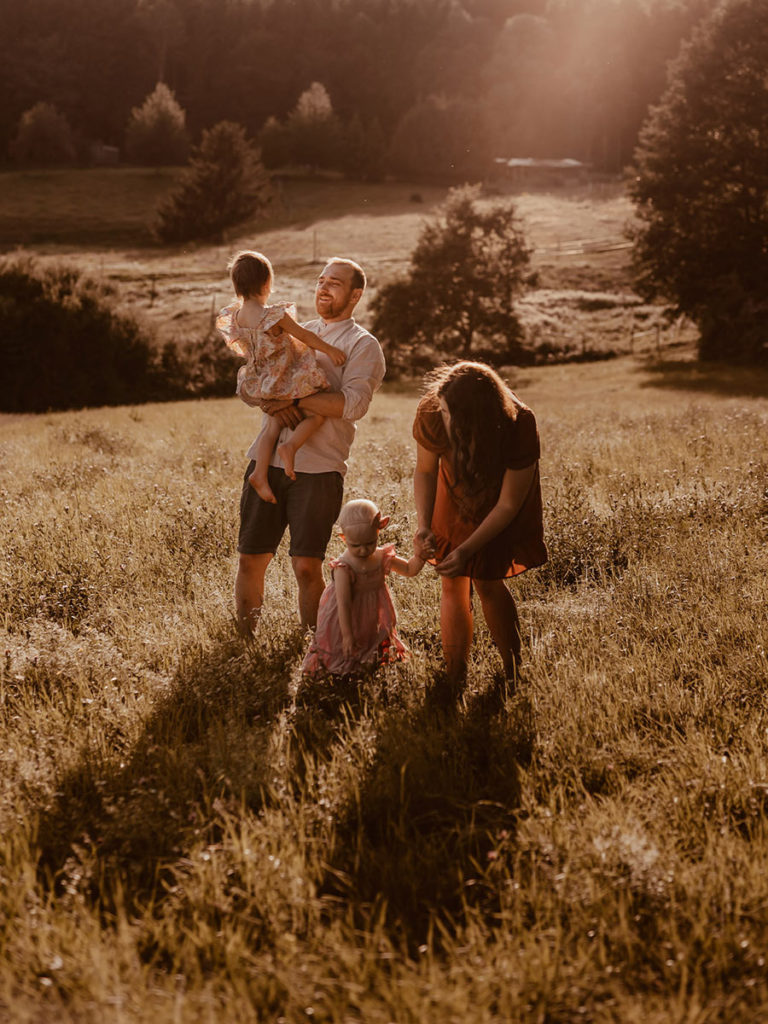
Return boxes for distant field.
[0,167,181,245]
[1,166,674,359]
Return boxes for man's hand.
[413,527,437,561]
[435,546,470,578]
[261,398,302,428]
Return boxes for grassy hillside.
[1,168,675,360]
[1,357,767,1022]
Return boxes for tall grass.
[1,357,767,1022]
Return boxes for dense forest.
[1,0,715,174]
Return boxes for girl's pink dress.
[302,544,409,676]
[216,300,328,407]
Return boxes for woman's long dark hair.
[425,361,519,516]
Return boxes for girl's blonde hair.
[228,250,273,298]
[338,499,381,536]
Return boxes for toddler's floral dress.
[302,545,408,677]
[216,300,328,407]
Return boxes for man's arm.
[262,332,384,425]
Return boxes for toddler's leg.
[248,416,282,503]
[278,413,326,481]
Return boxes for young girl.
[302,499,425,677]
[216,250,346,504]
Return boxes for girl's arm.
[278,312,346,366]
[388,553,426,578]
[413,442,439,560]
[435,463,538,578]
[334,564,355,657]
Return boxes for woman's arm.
[278,312,346,365]
[435,463,537,577]
[413,442,439,560]
[334,564,355,657]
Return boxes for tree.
[630,0,768,364]
[370,185,533,372]
[388,95,492,183]
[125,82,189,165]
[155,121,271,243]
[259,81,342,172]
[9,102,76,165]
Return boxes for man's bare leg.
[235,552,273,636]
[291,555,325,629]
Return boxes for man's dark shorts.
[238,462,344,559]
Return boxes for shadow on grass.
[294,670,536,947]
[641,359,768,398]
[34,630,299,912]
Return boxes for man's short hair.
[326,256,366,292]
[228,250,273,299]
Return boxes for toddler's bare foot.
[248,470,276,504]
[277,442,297,481]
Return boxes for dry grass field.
[1,170,767,1022]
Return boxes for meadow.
[1,170,768,1022]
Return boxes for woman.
[412,361,547,691]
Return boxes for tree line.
[1,0,715,177]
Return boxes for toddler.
[302,499,425,677]
[216,250,346,503]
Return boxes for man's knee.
[237,552,271,579]
[291,556,323,587]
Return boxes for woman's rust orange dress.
[412,391,547,580]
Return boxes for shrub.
[9,102,76,166]
[371,184,532,372]
[154,121,271,243]
[0,258,158,412]
[124,82,190,166]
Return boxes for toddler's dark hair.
[228,250,273,299]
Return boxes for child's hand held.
[327,345,346,366]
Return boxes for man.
[235,257,386,634]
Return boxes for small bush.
[9,102,76,166]
[0,258,158,412]
[157,329,242,400]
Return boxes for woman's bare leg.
[277,413,325,480]
[474,579,521,682]
[249,416,281,503]
[440,575,473,686]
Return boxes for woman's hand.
[413,527,436,560]
[435,546,470,577]
[342,632,355,658]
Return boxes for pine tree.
[125,82,189,166]
[630,0,768,364]
[154,121,271,243]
